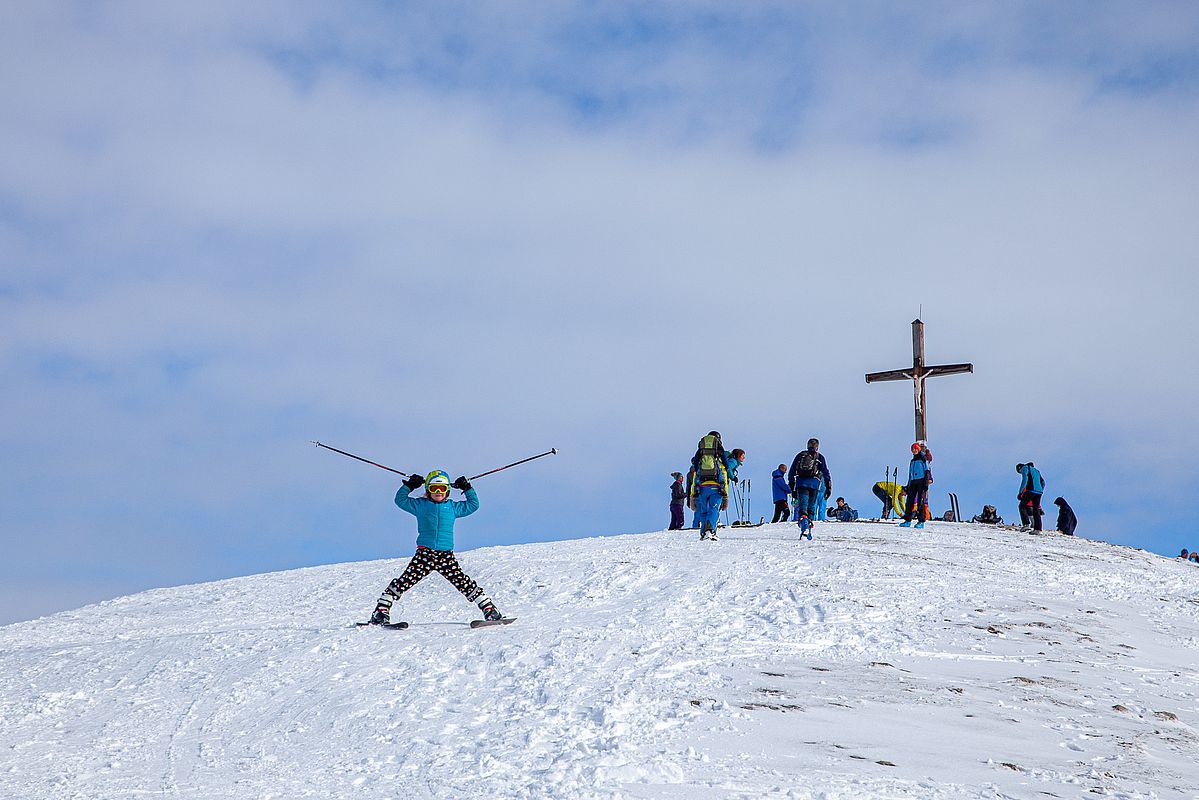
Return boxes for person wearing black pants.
[1016,463,1045,531]
[771,464,791,523]
[900,443,932,528]
[668,472,686,530]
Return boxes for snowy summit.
[2,520,1198,799]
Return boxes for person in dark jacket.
[1053,496,1077,536]
[669,472,686,530]
[831,497,858,522]
[771,464,790,523]
[971,504,1003,525]
[788,438,832,537]
[900,442,933,529]
[1016,462,1045,530]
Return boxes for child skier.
[368,470,504,625]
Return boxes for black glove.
[403,473,425,491]
[452,476,472,491]
[825,487,832,500]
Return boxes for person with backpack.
[788,438,831,539]
[1016,462,1045,531]
[668,472,686,530]
[367,470,504,626]
[1053,496,1077,536]
[771,463,791,523]
[686,431,730,541]
[900,442,933,529]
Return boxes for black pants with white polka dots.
[375,547,494,612]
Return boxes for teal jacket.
[725,454,744,482]
[394,485,479,551]
[1018,464,1044,495]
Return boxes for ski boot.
[798,516,812,540]
[898,520,912,528]
[708,526,719,542]
[368,604,391,625]
[914,521,925,529]
[478,597,503,622]
[699,522,712,541]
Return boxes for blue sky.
[2,2,1198,624]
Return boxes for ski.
[470,617,517,629]
[355,621,409,630]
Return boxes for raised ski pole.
[468,448,557,481]
[311,441,408,476]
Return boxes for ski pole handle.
[311,441,408,477]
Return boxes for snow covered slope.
[3,521,1199,799]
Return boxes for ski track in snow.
[2,521,1199,799]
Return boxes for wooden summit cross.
[865,319,973,443]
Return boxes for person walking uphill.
[900,443,932,529]
[687,431,729,541]
[368,470,504,626]
[1017,462,1045,531]
[669,472,686,530]
[771,464,791,523]
[788,438,831,539]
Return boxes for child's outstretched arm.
[451,476,480,517]
[395,472,425,515]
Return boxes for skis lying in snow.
[355,621,409,630]
[470,618,517,629]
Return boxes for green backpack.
[694,433,725,485]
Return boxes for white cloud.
[2,2,1197,624]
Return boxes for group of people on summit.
[668,433,1079,539]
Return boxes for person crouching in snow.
[369,470,503,625]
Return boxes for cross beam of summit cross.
[865,319,973,443]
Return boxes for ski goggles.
[426,484,450,495]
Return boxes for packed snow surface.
[3,520,1199,799]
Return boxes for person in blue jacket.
[771,464,791,523]
[687,431,729,540]
[1016,462,1045,531]
[900,442,933,529]
[368,470,503,625]
[788,438,831,538]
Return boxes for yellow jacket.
[874,481,905,511]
